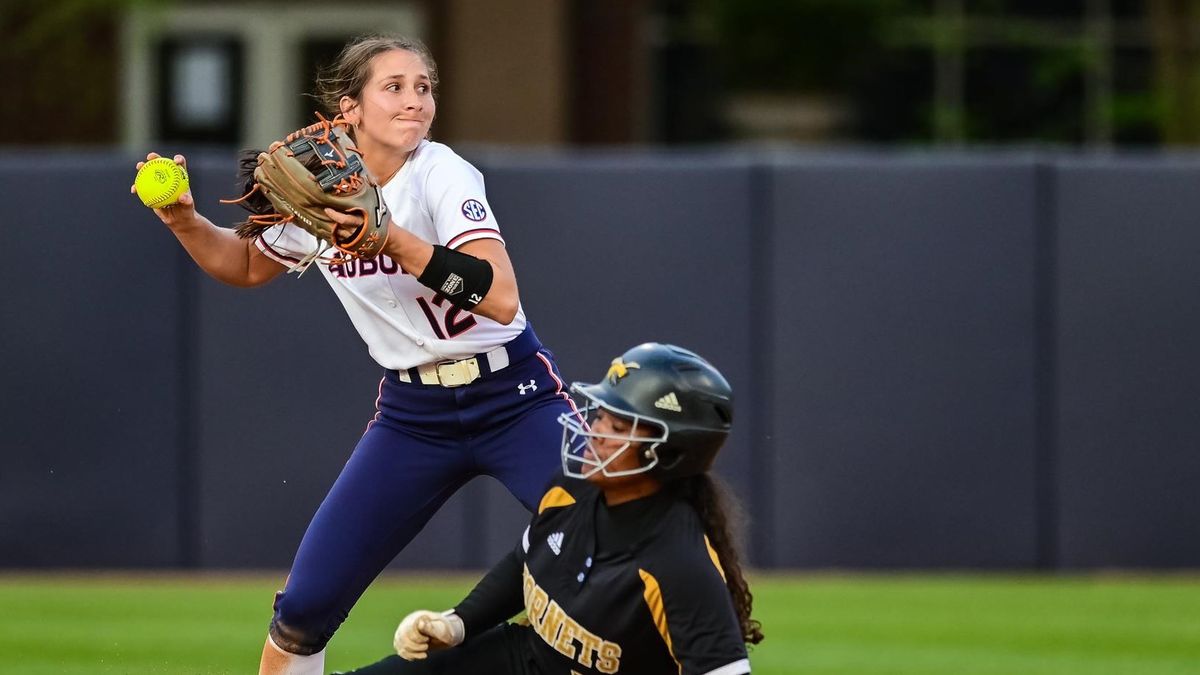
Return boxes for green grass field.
[1,573,1197,674]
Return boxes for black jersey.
[455,477,750,675]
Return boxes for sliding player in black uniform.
[340,342,763,675]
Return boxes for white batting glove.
[393,609,465,661]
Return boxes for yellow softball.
[134,157,190,208]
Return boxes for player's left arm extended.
[450,543,526,639]
[391,545,523,662]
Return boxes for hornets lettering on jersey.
[523,564,623,673]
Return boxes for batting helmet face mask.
[558,343,734,481]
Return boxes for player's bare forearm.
[134,152,277,287]
[380,222,436,278]
[168,214,285,287]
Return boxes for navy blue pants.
[270,326,572,655]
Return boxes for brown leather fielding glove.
[227,115,389,270]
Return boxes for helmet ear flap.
[713,400,733,426]
[650,444,684,476]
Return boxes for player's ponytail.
[221,149,279,235]
[681,474,764,645]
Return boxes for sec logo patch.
[461,199,487,222]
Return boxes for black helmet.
[558,343,734,481]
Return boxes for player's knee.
[269,591,340,656]
[269,614,331,656]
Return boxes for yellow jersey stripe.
[638,568,682,675]
[537,486,576,514]
[704,535,727,581]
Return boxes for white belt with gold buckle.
[396,344,511,387]
[425,358,480,387]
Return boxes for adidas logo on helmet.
[654,392,682,412]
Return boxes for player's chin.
[586,470,635,488]
[391,127,426,149]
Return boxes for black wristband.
[417,245,494,310]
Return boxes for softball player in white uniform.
[133,36,572,675]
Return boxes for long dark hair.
[679,473,764,645]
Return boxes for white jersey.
[255,139,527,370]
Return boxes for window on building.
[157,37,243,144]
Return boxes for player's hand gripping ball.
[134,157,190,208]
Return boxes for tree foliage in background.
[1148,0,1200,144]
[2,1,155,145]
[702,0,1199,146]
[707,0,916,93]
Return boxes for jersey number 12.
[416,294,478,339]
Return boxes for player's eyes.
[416,84,430,94]
[386,83,400,92]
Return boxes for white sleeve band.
[438,610,466,644]
[702,658,751,675]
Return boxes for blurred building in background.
[5,0,644,148]
[5,0,1200,148]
